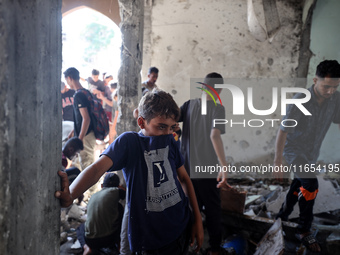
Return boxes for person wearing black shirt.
[64,67,96,172]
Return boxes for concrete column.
[117,0,144,134]
[0,1,62,254]
[142,0,153,79]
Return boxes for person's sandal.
[295,232,321,253]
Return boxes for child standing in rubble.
[56,89,204,254]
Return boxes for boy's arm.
[67,129,74,140]
[97,92,113,106]
[210,128,230,188]
[274,128,288,180]
[176,166,204,253]
[55,155,113,207]
[91,88,101,95]
[78,107,91,141]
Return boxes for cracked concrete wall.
[143,0,303,165]
[0,1,62,254]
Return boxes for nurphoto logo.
[198,81,312,128]
[196,82,223,115]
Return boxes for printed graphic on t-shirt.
[153,161,169,187]
[62,96,74,108]
[144,146,182,212]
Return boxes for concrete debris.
[269,185,280,191]
[59,203,85,255]
[227,173,340,219]
[221,172,340,254]
[58,173,340,254]
[67,204,85,221]
[70,239,81,249]
[245,195,262,206]
[244,209,256,217]
[60,209,67,222]
[316,224,340,233]
[60,232,68,245]
[254,218,284,255]
[314,212,339,225]
[326,232,340,254]
[314,174,340,214]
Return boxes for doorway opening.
[62,7,121,83]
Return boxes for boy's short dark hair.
[138,89,180,123]
[92,69,100,76]
[102,172,120,188]
[148,67,159,75]
[203,72,224,89]
[63,67,80,81]
[316,60,340,78]
[110,82,117,89]
[63,137,84,152]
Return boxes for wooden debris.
[221,187,246,214]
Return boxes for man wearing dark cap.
[76,172,125,255]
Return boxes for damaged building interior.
[1,0,340,254]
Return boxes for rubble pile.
[58,173,340,254]
[60,203,87,255]
[220,172,340,254]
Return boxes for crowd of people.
[58,60,340,254]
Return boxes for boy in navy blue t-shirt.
[56,90,203,254]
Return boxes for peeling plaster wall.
[0,1,62,254]
[143,0,303,165]
[142,0,153,79]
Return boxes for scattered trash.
[222,234,248,255]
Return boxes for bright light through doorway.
[62,7,121,85]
